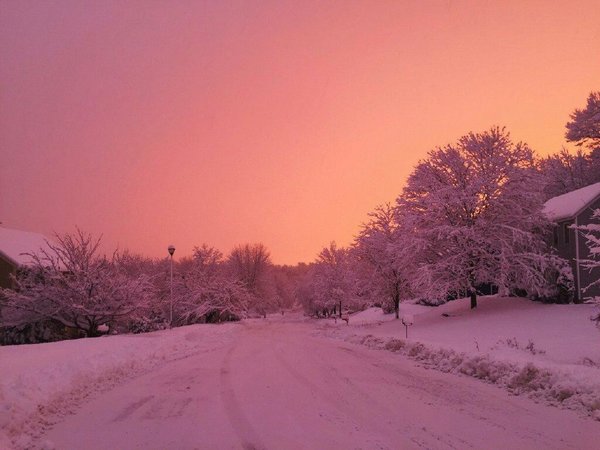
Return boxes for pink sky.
[1,1,599,264]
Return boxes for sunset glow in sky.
[1,1,599,264]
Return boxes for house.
[0,227,52,289]
[543,182,600,302]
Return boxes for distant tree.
[169,244,248,324]
[269,267,296,314]
[177,276,251,324]
[0,230,152,337]
[191,244,224,277]
[227,243,272,317]
[305,242,362,316]
[398,127,563,309]
[354,203,416,318]
[539,148,600,198]
[539,91,600,198]
[295,264,321,314]
[110,250,164,332]
[566,91,600,152]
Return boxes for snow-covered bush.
[0,230,152,339]
[126,312,168,334]
[344,332,600,417]
[415,297,447,307]
[529,261,574,304]
[169,245,251,324]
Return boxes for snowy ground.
[0,323,238,449]
[320,296,600,419]
[1,300,599,449]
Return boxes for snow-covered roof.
[0,227,52,267]
[543,182,600,222]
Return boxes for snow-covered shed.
[0,227,52,289]
[543,182,600,301]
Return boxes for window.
[553,226,559,246]
[564,223,570,244]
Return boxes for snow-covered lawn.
[321,296,600,418]
[0,323,238,449]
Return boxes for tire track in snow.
[270,330,401,450]
[219,341,266,450]
[111,395,154,422]
[274,331,475,450]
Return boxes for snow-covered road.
[41,318,598,449]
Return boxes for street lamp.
[168,244,175,327]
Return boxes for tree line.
[1,91,599,342]
[296,91,600,318]
[0,235,301,343]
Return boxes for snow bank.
[347,304,430,325]
[0,324,238,449]
[322,297,600,418]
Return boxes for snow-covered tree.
[0,230,152,337]
[177,276,251,324]
[171,244,250,324]
[301,242,363,316]
[397,127,563,309]
[354,203,417,318]
[190,244,224,278]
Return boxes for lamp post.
[168,244,175,328]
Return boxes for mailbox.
[401,314,414,338]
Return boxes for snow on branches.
[574,208,600,327]
[174,244,251,324]
[0,229,152,337]
[354,203,417,318]
[578,209,600,301]
[397,126,566,308]
[297,242,366,316]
